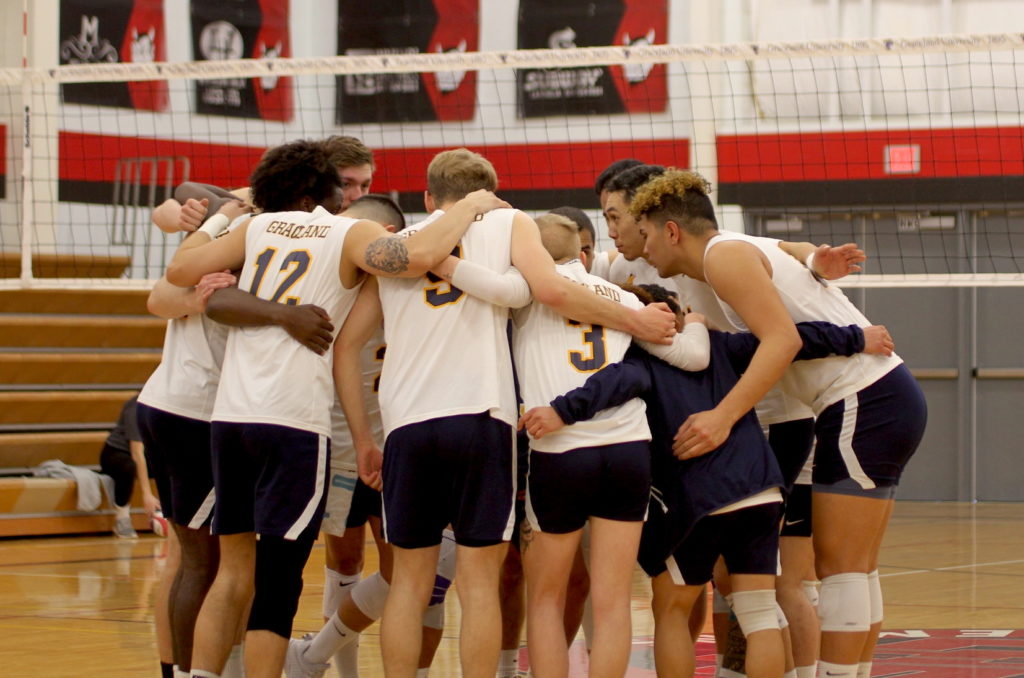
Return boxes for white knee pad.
[322,567,359,619]
[422,600,445,629]
[867,570,883,625]
[818,572,871,632]
[775,601,789,630]
[437,529,457,584]
[730,589,781,636]
[802,580,819,609]
[712,587,732,615]
[351,571,390,621]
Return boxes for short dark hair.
[249,140,341,212]
[347,193,406,232]
[548,205,595,241]
[623,283,682,315]
[594,158,644,195]
[606,164,666,203]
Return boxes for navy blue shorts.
[646,502,782,585]
[526,440,651,534]
[382,412,515,548]
[345,477,382,528]
[767,418,815,492]
[211,422,330,540]
[136,403,215,529]
[510,429,530,552]
[813,365,927,491]
[779,484,812,538]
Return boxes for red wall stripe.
[717,127,1024,183]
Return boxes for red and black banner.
[517,0,667,118]
[190,0,293,122]
[336,0,479,124]
[59,0,168,111]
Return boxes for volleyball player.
[166,140,508,678]
[632,169,926,678]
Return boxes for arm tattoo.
[364,237,410,275]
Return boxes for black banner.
[336,0,479,124]
[517,0,667,118]
[59,0,167,111]
[190,0,293,121]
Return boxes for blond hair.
[536,213,582,262]
[321,135,374,170]
[630,169,717,234]
[427,148,499,204]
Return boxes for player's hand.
[142,492,161,519]
[217,199,252,222]
[278,305,334,355]
[811,243,865,280]
[356,443,383,491]
[673,408,732,459]
[683,312,706,327]
[518,406,565,439]
[862,324,895,356]
[193,270,238,311]
[179,198,209,232]
[632,302,677,344]
[460,189,511,218]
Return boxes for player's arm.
[123,402,158,518]
[637,312,712,371]
[147,271,238,320]
[205,287,335,355]
[430,257,532,308]
[777,240,865,280]
[510,213,675,344]
[519,347,652,439]
[165,212,250,287]
[721,321,892,373]
[675,241,802,460]
[174,181,246,219]
[342,190,510,281]
[333,277,385,489]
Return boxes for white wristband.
[804,251,817,274]
[198,213,230,239]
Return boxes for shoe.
[113,516,138,539]
[285,634,330,678]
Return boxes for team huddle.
[138,137,927,678]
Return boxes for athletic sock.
[114,503,131,520]
[324,569,361,676]
[173,669,189,678]
[784,670,797,678]
[856,661,872,678]
[796,665,817,678]
[497,648,519,677]
[415,669,429,678]
[220,644,243,678]
[817,660,857,678]
[306,610,360,664]
[189,671,219,678]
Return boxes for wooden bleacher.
[0,286,163,537]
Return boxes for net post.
[18,73,33,287]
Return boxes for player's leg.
[812,365,926,678]
[778,532,818,678]
[498,532,526,678]
[455,542,509,678]
[856,498,893,678]
[563,542,590,644]
[190,532,257,676]
[382,544,441,676]
[651,572,706,677]
[154,525,179,678]
[99,442,138,536]
[524,526,581,677]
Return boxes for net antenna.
[2,32,1024,288]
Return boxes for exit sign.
[884,144,921,174]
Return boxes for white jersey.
[329,326,387,469]
[138,312,228,422]
[376,209,518,435]
[589,250,613,280]
[513,261,651,454]
[705,232,902,414]
[214,207,362,436]
[605,252,679,293]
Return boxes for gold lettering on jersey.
[265,220,331,239]
[591,284,621,302]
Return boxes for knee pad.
[422,600,445,629]
[323,567,360,619]
[818,572,870,632]
[802,580,819,609]
[712,587,732,615]
[248,535,315,638]
[775,601,789,630]
[351,571,390,621]
[428,529,456,606]
[867,570,883,625]
[731,589,780,636]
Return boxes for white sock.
[717,669,746,678]
[784,670,797,678]
[114,503,131,520]
[817,660,857,678]
[220,645,244,678]
[304,610,359,664]
[796,665,817,678]
[856,661,872,678]
[324,569,361,676]
[173,668,189,678]
[335,636,360,677]
[190,671,219,678]
[497,648,519,677]
[415,669,429,678]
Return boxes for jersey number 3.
[249,247,311,305]
[567,319,607,372]
[423,244,464,307]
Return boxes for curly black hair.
[249,140,342,212]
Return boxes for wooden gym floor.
[1,501,1022,677]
